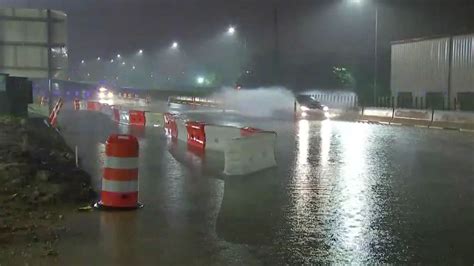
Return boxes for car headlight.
[300,106,310,111]
[98,92,106,99]
[108,92,114,98]
[323,106,329,112]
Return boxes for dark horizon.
[1,0,474,98]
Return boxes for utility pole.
[47,9,53,113]
[273,3,280,85]
[373,6,379,106]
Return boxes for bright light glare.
[172,42,179,49]
[110,59,114,63]
[323,106,329,112]
[227,26,236,35]
[197,76,205,84]
[107,92,114,98]
[98,91,106,99]
[301,112,308,118]
[122,62,126,65]
[117,54,121,58]
[138,49,143,54]
[81,60,85,64]
[351,0,361,3]
[99,87,107,92]
[300,106,310,111]
[97,57,101,61]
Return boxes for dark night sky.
[1,0,474,93]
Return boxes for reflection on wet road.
[56,107,474,264]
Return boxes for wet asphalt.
[54,103,474,264]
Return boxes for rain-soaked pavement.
[54,103,474,264]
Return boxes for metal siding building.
[0,8,67,79]
[451,34,474,109]
[391,34,474,110]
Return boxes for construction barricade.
[164,113,178,139]
[94,134,142,209]
[145,112,164,127]
[186,121,206,150]
[240,127,262,136]
[129,110,146,126]
[117,110,130,125]
[87,101,102,111]
[204,125,242,151]
[223,132,277,176]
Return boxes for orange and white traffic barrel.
[94,134,143,210]
[48,98,63,127]
[73,98,80,110]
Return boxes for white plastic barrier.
[433,111,474,124]
[394,109,431,121]
[363,107,393,118]
[204,125,243,151]
[118,110,130,125]
[79,101,87,110]
[223,132,277,176]
[145,112,164,127]
[176,119,188,142]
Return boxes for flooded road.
[55,106,474,264]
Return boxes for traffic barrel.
[94,134,143,210]
[73,99,80,110]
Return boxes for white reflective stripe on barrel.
[101,179,138,193]
[104,156,138,169]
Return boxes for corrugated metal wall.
[0,8,67,78]
[451,34,474,103]
[391,37,450,97]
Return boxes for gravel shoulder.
[0,116,95,264]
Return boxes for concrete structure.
[391,34,474,111]
[0,8,67,79]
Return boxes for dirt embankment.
[0,116,95,262]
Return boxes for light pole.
[373,6,378,106]
[351,0,378,105]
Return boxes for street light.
[171,42,179,49]
[132,65,136,70]
[81,60,85,64]
[196,76,205,85]
[97,57,101,61]
[350,0,378,105]
[110,59,114,63]
[121,61,126,66]
[117,54,121,58]
[227,26,236,35]
[138,49,143,55]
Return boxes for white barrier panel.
[394,109,431,120]
[204,125,242,151]
[79,101,87,110]
[224,132,277,176]
[176,119,188,142]
[100,104,114,117]
[145,112,164,127]
[363,108,393,118]
[118,110,130,125]
[433,111,474,124]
